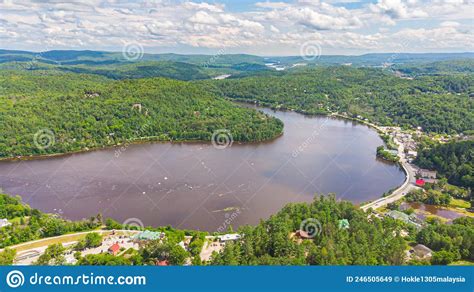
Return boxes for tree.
[84,232,102,248]
[431,250,458,265]
[36,244,66,265]
[77,253,131,266]
[140,239,189,265]
[0,248,16,265]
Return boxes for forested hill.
[415,140,474,189]
[394,59,474,76]
[203,66,474,134]
[0,61,213,81]
[0,71,283,158]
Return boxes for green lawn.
[449,198,471,209]
[449,260,474,266]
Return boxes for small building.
[178,241,186,250]
[217,234,242,242]
[424,178,438,184]
[156,260,169,266]
[108,243,120,256]
[411,244,433,259]
[416,179,425,187]
[386,210,422,229]
[418,169,437,179]
[0,218,11,228]
[132,230,164,241]
[294,230,311,240]
[387,149,399,156]
[338,219,350,230]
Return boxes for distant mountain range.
[1,49,473,66]
[0,49,472,80]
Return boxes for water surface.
[0,108,405,230]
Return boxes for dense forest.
[211,195,408,265]
[202,66,473,134]
[417,217,474,264]
[209,195,473,265]
[415,140,474,189]
[394,59,474,76]
[0,71,283,158]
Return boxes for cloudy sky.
[1,0,473,55]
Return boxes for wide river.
[0,107,405,231]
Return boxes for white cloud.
[369,0,428,19]
[0,0,472,54]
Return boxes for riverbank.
[0,130,284,162]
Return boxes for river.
[0,107,405,231]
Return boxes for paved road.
[361,137,419,211]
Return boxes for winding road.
[361,137,419,212]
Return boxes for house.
[108,243,121,256]
[416,179,425,187]
[386,210,422,229]
[217,234,242,242]
[156,260,169,266]
[294,230,312,240]
[0,218,11,228]
[411,244,433,259]
[418,169,437,179]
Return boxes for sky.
[0,0,473,56]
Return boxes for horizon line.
[1,48,474,58]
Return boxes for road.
[361,137,419,211]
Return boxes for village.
[5,229,242,266]
[5,222,436,266]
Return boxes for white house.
[0,218,11,228]
[217,234,242,242]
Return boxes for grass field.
[449,198,471,209]
[449,260,474,266]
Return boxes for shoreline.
[0,103,385,163]
[0,131,285,163]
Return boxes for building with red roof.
[156,260,169,266]
[108,243,120,256]
[416,179,425,187]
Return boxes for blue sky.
[0,0,473,55]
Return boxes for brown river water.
[0,107,405,231]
